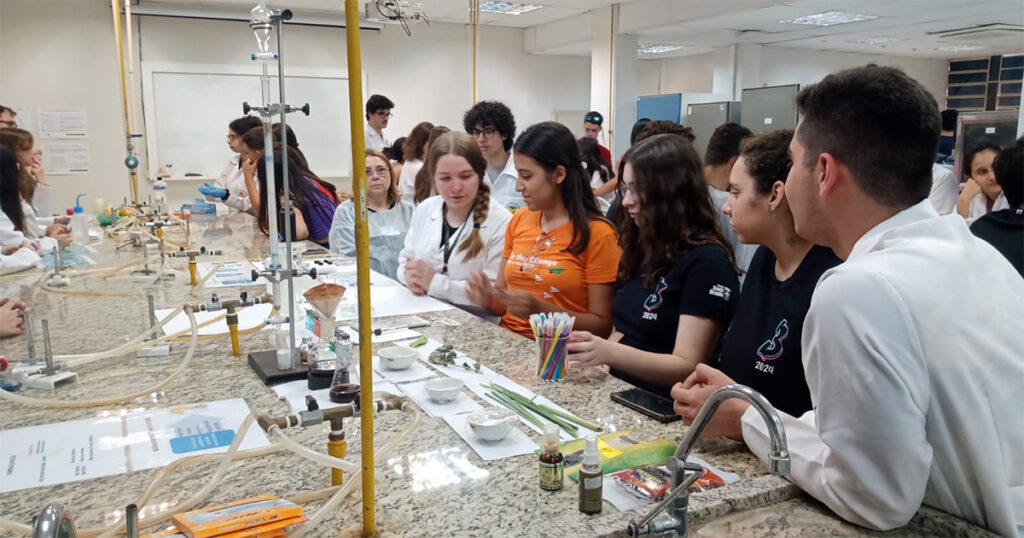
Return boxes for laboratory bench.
[0,213,996,537]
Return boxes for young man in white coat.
[670,65,1024,537]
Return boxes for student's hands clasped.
[0,298,28,337]
[670,364,749,441]
[403,259,436,295]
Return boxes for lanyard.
[439,205,469,275]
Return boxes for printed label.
[583,477,602,489]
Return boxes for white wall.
[0,0,590,211]
[638,46,948,109]
[0,0,128,214]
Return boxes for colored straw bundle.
[531,312,575,382]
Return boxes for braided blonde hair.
[429,131,490,261]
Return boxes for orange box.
[171,495,303,538]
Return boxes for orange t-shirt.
[500,208,621,338]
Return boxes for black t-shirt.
[611,244,739,396]
[716,244,842,416]
[971,208,1024,277]
[937,135,956,160]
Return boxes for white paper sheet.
[37,107,88,138]
[393,337,499,381]
[334,283,453,321]
[340,325,421,344]
[0,398,268,493]
[272,378,399,414]
[39,141,90,174]
[0,415,127,493]
[399,379,483,418]
[124,399,270,471]
[155,303,273,337]
[372,354,437,384]
[442,413,538,461]
[197,260,267,288]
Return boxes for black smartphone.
[610,388,682,423]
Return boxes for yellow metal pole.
[110,0,140,204]
[343,1,376,535]
[471,0,478,103]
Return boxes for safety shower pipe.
[471,0,478,104]
[343,0,377,534]
[111,0,140,203]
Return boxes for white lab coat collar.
[488,150,524,211]
[848,200,938,260]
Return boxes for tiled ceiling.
[135,0,1024,58]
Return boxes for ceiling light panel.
[781,11,878,27]
[638,43,683,54]
[477,1,542,15]
[936,44,989,52]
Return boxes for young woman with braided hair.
[398,132,511,320]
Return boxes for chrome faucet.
[627,384,790,536]
[31,503,76,538]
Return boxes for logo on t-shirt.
[708,284,731,301]
[757,319,789,362]
[641,277,668,320]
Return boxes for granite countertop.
[0,214,992,537]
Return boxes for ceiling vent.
[931,24,1023,47]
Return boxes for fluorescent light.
[781,11,877,27]
[477,1,541,15]
[849,36,904,45]
[936,44,989,52]
[638,43,683,54]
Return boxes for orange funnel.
[303,282,347,320]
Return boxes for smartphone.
[610,388,682,423]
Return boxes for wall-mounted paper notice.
[37,107,88,138]
[11,105,34,132]
[40,142,90,174]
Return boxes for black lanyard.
[439,205,468,275]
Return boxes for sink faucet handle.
[628,459,706,536]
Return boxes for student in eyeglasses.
[364,94,394,152]
[463,101,523,211]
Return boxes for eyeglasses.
[469,127,498,138]
[226,134,238,141]
[621,181,637,195]
[374,111,393,118]
[366,166,390,177]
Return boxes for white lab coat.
[0,246,41,275]
[485,152,524,212]
[967,191,1009,225]
[398,159,423,202]
[328,199,415,280]
[0,208,55,253]
[397,195,511,320]
[365,123,388,152]
[928,164,958,215]
[708,185,756,277]
[207,155,253,213]
[741,201,1024,537]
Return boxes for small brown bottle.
[539,424,564,490]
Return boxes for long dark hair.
[618,134,735,286]
[256,144,334,235]
[578,137,611,184]
[514,122,604,255]
[0,147,26,232]
[0,128,36,202]
[402,121,434,162]
[244,126,336,201]
[414,126,451,203]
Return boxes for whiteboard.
[142,62,363,180]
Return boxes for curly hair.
[427,132,491,260]
[463,101,516,152]
[739,130,794,195]
[705,122,753,166]
[617,134,735,287]
[637,120,695,144]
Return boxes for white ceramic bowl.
[466,408,517,441]
[379,346,419,370]
[423,378,465,404]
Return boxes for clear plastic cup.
[537,335,569,382]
